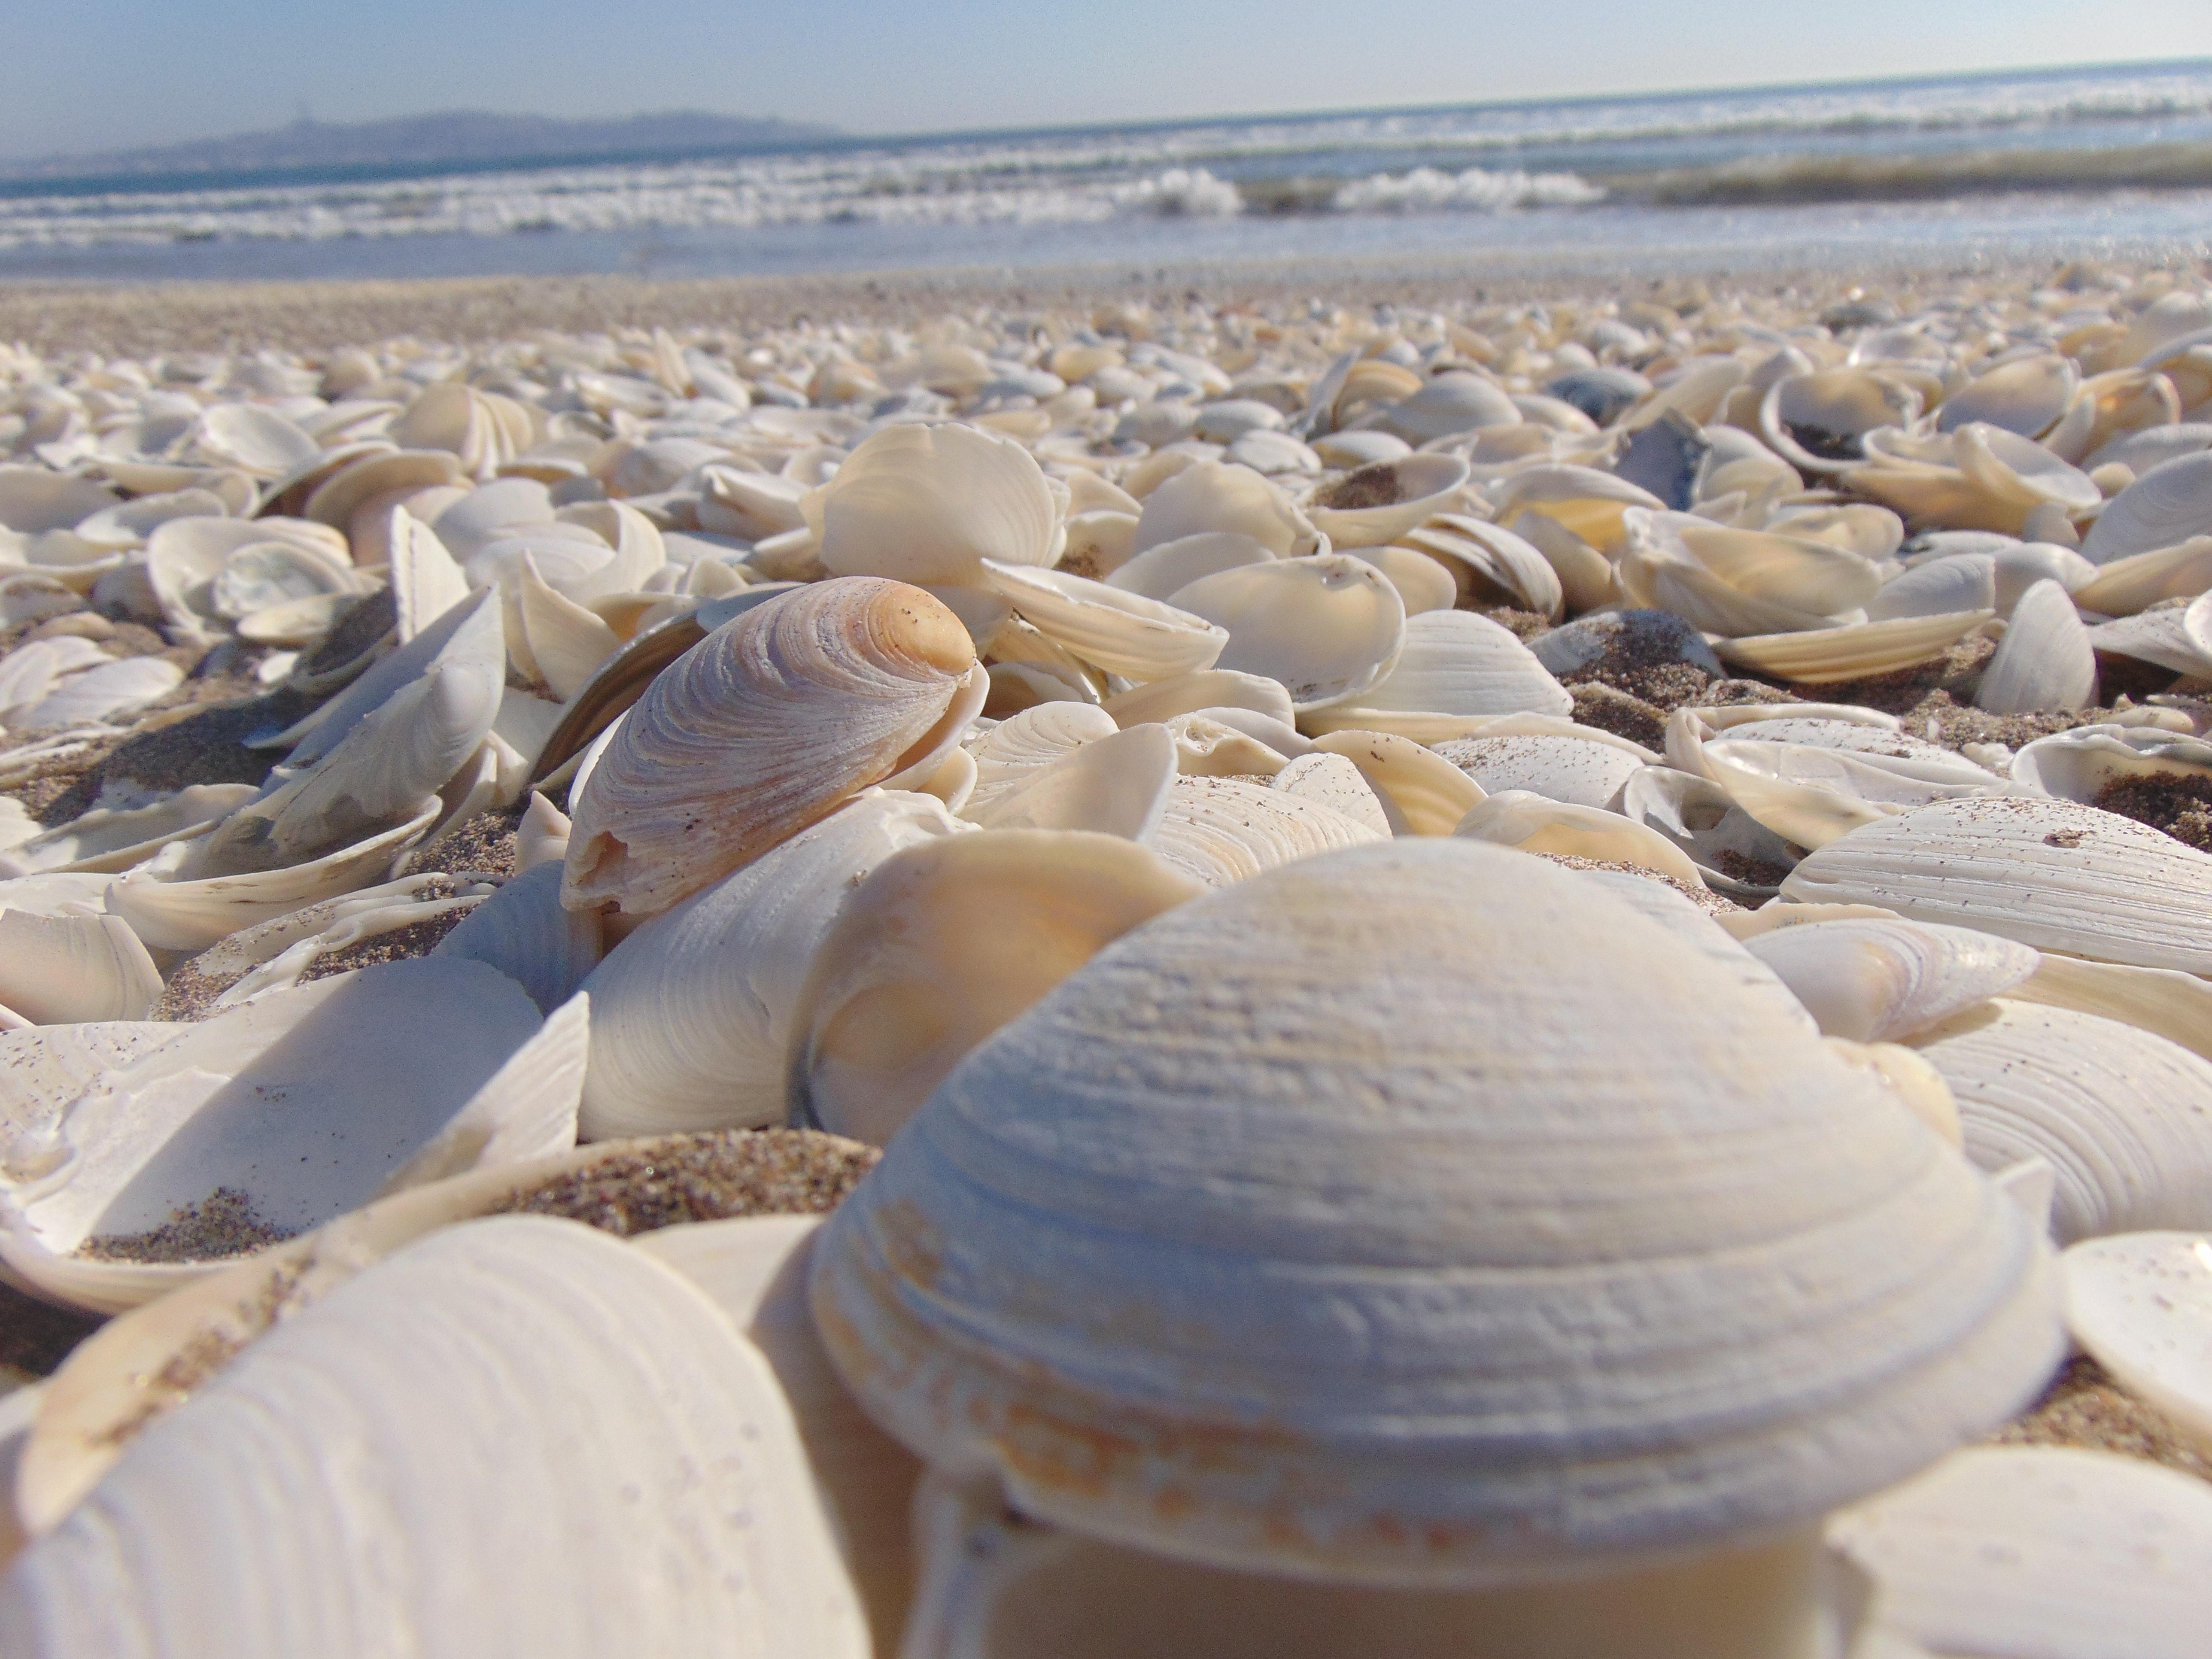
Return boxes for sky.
[4,0,2211,158]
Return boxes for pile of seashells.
[3,261,2212,1655]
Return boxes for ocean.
[5,58,2211,285]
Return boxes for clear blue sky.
[5,0,2210,158]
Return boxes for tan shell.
[562,578,985,916]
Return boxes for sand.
[490,1129,881,1236]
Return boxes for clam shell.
[2009,951,2212,1066]
[1307,728,1484,835]
[1304,454,1472,548]
[1975,579,2096,714]
[1397,514,1565,619]
[819,423,1062,585]
[577,790,966,1139]
[1828,1446,2212,1659]
[1132,460,1320,559]
[0,782,256,879]
[968,723,1176,839]
[1314,609,1571,728]
[810,841,2057,1586]
[1779,795,2212,973]
[1759,368,1920,474]
[1914,998,2212,1243]
[1431,729,1647,810]
[0,1023,174,1185]
[1741,919,2039,1042]
[431,863,602,1015]
[2010,723,2212,803]
[562,578,984,916]
[1866,553,1997,621]
[1147,773,1386,886]
[1344,541,1457,617]
[1937,352,2077,437]
[1453,789,1709,886]
[0,1216,870,1659]
[1161,712,1291,778]
[1617,765,1804,896]
[1103,530,1274,601]
[2081,452,2212,564]
[790,829,1200,1147]
[6,657,182,734]
[963,702,1119,817]
[2061,1231,2212,1458]
[1270,752,1392,833]
[1099,668,1295,729]
[1168,554,1405,711]
[1713,610,1994,683]
[1620,511,1883,636]
[2069,534,2212,615]
[981,559,1227,682]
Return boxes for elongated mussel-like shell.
[562,577,984,916]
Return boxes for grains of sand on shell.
[1531,853,1744,915]
[491,1129,880,1238]
[76,1188,296,1264]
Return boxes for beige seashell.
[1130,460,1320,559]
[513,790,571,873]
[1741,918,2039,1042]
[1914,998,2212,1243]
[430,863,601,1015]
[2071,532,2212,615]
[818,423,1062,585]
[1318,608,1571,728]
[302,447,467,532]
[1433,729,1647,810]
[0,908,163,1026]
[981,558,1226,682]
[963,703,1117,814]
[1936,352,2077,437]
[2085,589,2212,676]
[790,830,1200,1146]
[1168,553,1405,711]
[1866,552,1998,620]
[1714,610,1994,683]
[514,551,621,698]
[2081,453,2212,564]
[1099,667,1295,729]
[1454,789,1708,886]
[1056,507,1139,579]
[1161,712,1292,778]
[1620,510,1884,636]
[5,656,182,735]
[1308,728,1486,835]
[1348,540,1458,617]
[563,578,984,917]
[190,403,323,479]
[1780,795,2212,974]
[1102,531,1274,601]
[1304,454,1473,547]
[0,1216,869,1659]
[1396,514,1565,620]
[1823,1038,1964,1147]
[0,1022,174,1186]
[1829,1446,2212,1659]
[1270,751,1392,833]
[576,791,966,1139]
[1975,579,2096,714]
[968,723,1176,839]
[234,591,355,646]
[2061,1231,2212,1459]
[811,841,2057,1590]
[0,782,257,879]
[1759,368,1921,474]
[2009,950,2212,1067]
[2010,722,2212,805]
[1148,772,1386,886]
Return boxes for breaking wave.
[1636,140,2212,205]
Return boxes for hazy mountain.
[1,110,840,180]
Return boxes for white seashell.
[1741,919,2039,1042]
[969,722,1176,839]
[2069,534,2212,615]
[209,541,358,621]
[1270,751,1392,833]
[1057,508,1139,579]
[2009,950,2212,1066]
[1308,728,1486,835]
[1454,789,1709,886]
[0,468,120,535]
[1103,531,1274,601]
[1760,368,1921,474]
[1397,514,1565,619]
[576,790,966,1138]
[1348,540,1458,617]
[1866,553,1998,621]
[2061,1231,2212,1458]
[1148,772,1386,886]
[2086,591,2212,677]
[1367,371,1520,442]
[1316,608,1571,727]
[0,1216,870,1659]
[0,959,549,1311]
[1829,1446,2212,1659]
[0,1023,175,1185]
[0,638,109,726]
[1915,999,2212,1242]
[1130,460,1320,559]
[429,863,601,1015]
[234,592,354,646]
[1099,668,1295,729]
[819,423,1062,585]
[1432,730,1646,810]
[1160,712,1291,778]
[514,551,621,698]
[791,829,1200,1146]
[0,783,258,879]
[1780,795,2212,974]
[2010,723,2212,806]
[1975,579,2096,713]
[513,790,571,873]
[2081,452,2212,564]
[305,447,469,532]
[1937,352,2077,437]
[1304,454,1472,547]
[0,909,163,1026]
[104,798,441,953]
[1168,554,1404,711]
[1620,510,1883,636]
[1714,610,1994,683]
[1990,540,2098,611]
[8,657,182,734]
[632,1215,923,1652]
[981,558,1225,682]
[563,578,984,917]
[963,702,1118,814]
[811,841,2057,1587]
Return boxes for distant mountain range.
[0,110,841,181]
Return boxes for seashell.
[1161,711,1291,778]
[0,1215,869,1658]
[975,557,1222,682]
[1913,998,2212,1243]
[0,782,258,878]
[2010,950,2212,1067]
[234,591,355,646]
[1056,507,1139,580]
[0,960,554,1311]
[1759,367,1920,474]
[1148,773,1386,886]
[0,908,163,1027]
[963,702,1118,817]
[1829,1446,2212,1659]
[298,447,465,532]
[577,791,966,1139]
[2069,534,2212,615]
[1713,610,1993,683]
[1304,454,1472,547]
[104,797,441,953]
[425,474,555,561]
[632,1214,924,1651]
[818,423,1062,585]
[1309,608,1571,731]
[1619,510,1884,635]
[1741,919,2039,1042]
[1397,514,1565,619]
[1613,408,1710,510]
[1167,554,1404,711]
[1453,789,1708,886]
[0,637,111,725]
[2086,593,2212,678]
[1989,540,2098,611]
[1366,371,1520,443]
[1936,352,2076,437]
[1099,667,1295,729]
[2081,452,2212,564]
[968,722,1175,839]
[563,579,985,917]
[2009,723,2212,808]
[1492,463,1662,556]
[190,401,321,479]
[514,551,621,698]
[790,830,1200,1147]
[208,539,358,621]
[1130,460,1320,560]
[7,657,182,734]
[981,660,1090,716]
[1308,728,1486,835]
[2061,1231,2212,1459]
[1348,541,1458,617]
[0,1022,175,1185]
[1102,530,1274,601]
[1780,795,2212,974]
[1866,553,1998,621]
[811,841,2056,1594]
[0,467,121,534]
[1432,729,1648,810]
[428,863,601,1015]
[1270,751,1392,833]
[1975,578,2097,714]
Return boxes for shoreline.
[7,247,2206,357]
